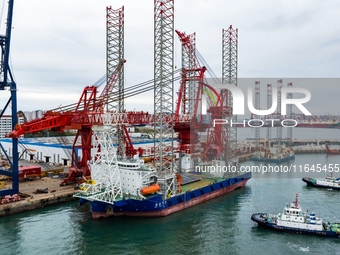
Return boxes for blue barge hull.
[87,172,251,219]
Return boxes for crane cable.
[50,69,182,112]
[196,49,220,85]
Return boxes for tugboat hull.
[251,213,340,238]
[302,177,340,190]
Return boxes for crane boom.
[7,58,126,185]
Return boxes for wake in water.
[287,242,309,253]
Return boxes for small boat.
[302,173,340,190]
[251,194,340,238]
[325,145,340,155]
[251,143,295,163]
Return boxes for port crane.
[0,0,19,196]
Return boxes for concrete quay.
[0,178,77,217]
[294,148,327,154]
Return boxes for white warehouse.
[0,137,76,166]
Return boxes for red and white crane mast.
[175,29,226,160]
[277,79,283,147]
[254,81,260,149]
[174,30,206,154]
[154,0,175,172]
[267,83,273,141]
[286,82,293,146]
[106,6,125,156]
[222,26,238,161]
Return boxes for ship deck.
[330,223,340,232]
[74,173,244,202]
[180,174,224,192]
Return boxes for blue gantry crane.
[0,0,19,196]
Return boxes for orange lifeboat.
[143,157,152,163]
[141,184,160,195]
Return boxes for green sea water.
[1,153,340,255]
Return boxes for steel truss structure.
[286,82,293,145]
[74,116,122,204]
[175,30,207,155]
[154,0,174,172]
[176,31,199,116]
[0,0,18,196]
[222,26,238,161]
[266,84,272,140]
[276,79,283,147]
[106,6,125,156]
[254,81,260,149]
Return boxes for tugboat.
[251,194,340,238]
[302,173,340,190]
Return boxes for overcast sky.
[1,0,339,116]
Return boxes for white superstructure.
[275,194,323,231]
[316,174,340,188]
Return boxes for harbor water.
[1,128,340,255]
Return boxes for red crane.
[7,25,230,184]
[174,30,224,159]
[7,71,190,186]
[8,60,130,185]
